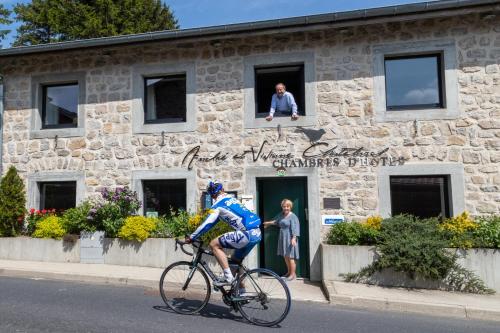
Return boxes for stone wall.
[1,12,499,224]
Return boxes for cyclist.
[186,181,261,286]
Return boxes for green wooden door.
[257,177,309,278]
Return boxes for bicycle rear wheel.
[235,268,291,327]
[159,261,211,314]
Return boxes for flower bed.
[321,244,500,292]
[324,214,500,294]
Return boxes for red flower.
[41,209,47,214]
[29,208,35,214]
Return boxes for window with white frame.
[373,40,458,122]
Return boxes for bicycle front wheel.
[235,268,291,327]
[159,261,211,314]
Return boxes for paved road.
[0,276,498,333]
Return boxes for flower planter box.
[80,231,105,264]
[0,237,221,272]
[321,244,500,292]
[0,237,79,263]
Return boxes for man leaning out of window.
[265,83,299,121]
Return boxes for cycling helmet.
[206,181,223,196]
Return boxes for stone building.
[0,0,499,281]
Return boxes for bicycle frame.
[178,239,264,302]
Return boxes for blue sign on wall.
[322,215,345,225]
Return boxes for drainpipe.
[0,75,3,176]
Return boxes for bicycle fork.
[182,265,198,291]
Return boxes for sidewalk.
[324,280,500,322]
[1,259,499,321]
[0,259,327,304]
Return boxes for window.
[144,74,186,123]
[39,181,77,211]
[243,52,316,128]
[42,83,79,128]
[31,72,85,139]
[143,179,186,216]
[372,40,458,122]
[132,63,196,134]
[254,65,305,117]
[385,54,444,111]
[390,175,450,219]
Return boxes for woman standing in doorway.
[263,199,300,281]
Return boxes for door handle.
[304,208,309,221]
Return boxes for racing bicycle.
[159,238,291,327]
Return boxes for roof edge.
[0,0,499,57]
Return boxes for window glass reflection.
[43,84,78,127]
[385,55,442,110]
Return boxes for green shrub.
[326,221,379,245]
[118,216,157,242]
[0,166,26,236]
[187,209,232,244]
[376,215,454,280]
[60,201,93,234]
[472,216,500,248]
[32,216,66,240]
[344,215,493,294]
[151,210,190,238]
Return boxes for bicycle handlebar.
[175,237,211,256]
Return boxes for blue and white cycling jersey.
[190,194,261,240]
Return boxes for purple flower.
[101,188,110,200]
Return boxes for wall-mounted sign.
[181,140,406,170]
[276,166,287,177]
[323,198,341,209]
[322,215,345,225]
[146,211,158,218]
[240,195,255,212]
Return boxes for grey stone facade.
[1,10,499,280]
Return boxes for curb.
[0,268,329,304]
[0,268,158,289]
[323,281,500,322]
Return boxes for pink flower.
[29,208,35,214]
[41,209,47,214]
